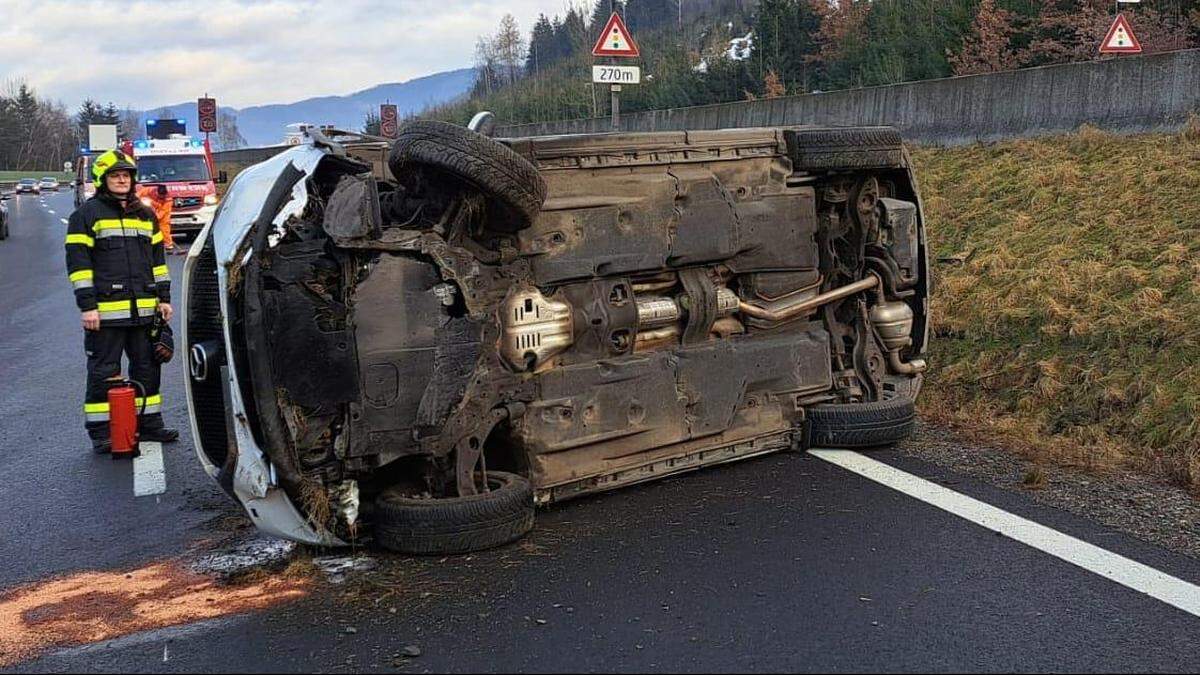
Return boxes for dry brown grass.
[912,126,1200,493]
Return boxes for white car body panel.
[183,145,344,546]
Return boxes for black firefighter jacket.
[65,190,170,326]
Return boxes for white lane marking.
[60,218,69,225]
[133,441,167,496]
[809,449,1200,619]
[48,209,56,214]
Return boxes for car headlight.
[204,194,218,206]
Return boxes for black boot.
[140,426,179,443]
[92,438,112,454]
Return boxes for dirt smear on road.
[0,561,309,667]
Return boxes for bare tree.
[217,110,247,150]
[495,14,526,87]
[118,108,141,142]
[950,0,1021,75]
[474,36,501,96]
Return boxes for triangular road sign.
[1100,13,1142,54]
[592,12,640,58]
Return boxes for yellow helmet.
[91,149,137,188]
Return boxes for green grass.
[0,171,73,182]
[912,118,1200,491]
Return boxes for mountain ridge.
[139,67,474,147]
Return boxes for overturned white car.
[184,122,929,553]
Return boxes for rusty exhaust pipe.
[737,276,880,323]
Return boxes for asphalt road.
[2,191,1200,673]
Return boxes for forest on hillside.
[420,0,1200,126]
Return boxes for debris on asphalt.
[188,538,297,578]
[312,555,377,584]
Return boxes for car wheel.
[806,396,916,449]
[388,120,547,231]
[784,127,905,172]
[373,471,535,555]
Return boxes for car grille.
[187,238,230,468]
[175,196,202,209]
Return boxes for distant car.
[0,193,9,240]
[39,177,59,191]
[15,179,40,195]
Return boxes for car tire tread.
[785,127,905,171]
[389,120,546,231]
[374,471,535,555]
[807,396,916,449]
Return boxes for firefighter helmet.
[91,149,138,188]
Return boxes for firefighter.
[66,149,179,453]
[135,183,177,253]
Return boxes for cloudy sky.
[0,0,577,110]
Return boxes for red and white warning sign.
[1100,13,1142,54]
[592,12,639,58]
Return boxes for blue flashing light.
[134,140,149,149]
[191,140,203,148]
[177,119,186,125]
[147,120,156,125]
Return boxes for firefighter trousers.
[83,325,164,442]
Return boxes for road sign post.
[591,12,640,132]
[611,85,621,131]
[198,96,217,148]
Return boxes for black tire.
[806,396,916,449]
[784,127,905,172]
[374,471,535,555]
[389,120,547,231]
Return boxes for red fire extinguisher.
[108,379,146,460]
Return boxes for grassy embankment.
[0,171,72,182]
[912,121,1200,491]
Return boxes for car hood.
[210,144,326,268]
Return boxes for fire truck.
[122,119,225,239]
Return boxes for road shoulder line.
[809,449,1200,619]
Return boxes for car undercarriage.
[184,123,930,553]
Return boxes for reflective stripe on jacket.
[65,191,169,326]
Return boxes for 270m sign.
[592,65,641,84]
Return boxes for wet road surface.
[2,191,1198,673]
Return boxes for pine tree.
[626,0,678,33]
[753,0,822,93]
[813,0,871,88]
[363,110,381,135]
[561,7,589,55]
[76,98,104,139]
[590,0,625,34]
[527,14,556,73]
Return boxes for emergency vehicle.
[123,132,224,239]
